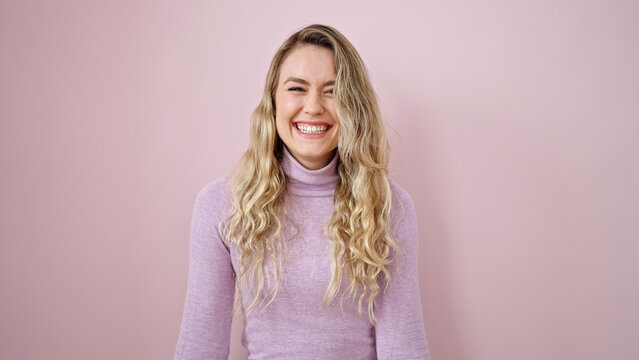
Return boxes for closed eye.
[288,87,305,92]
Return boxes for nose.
[303,92,324,115]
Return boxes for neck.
[280,145,339,197]
[290,149,337,170]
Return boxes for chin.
[297,146,335,158]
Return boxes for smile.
[294,123,330,134]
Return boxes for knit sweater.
[174,146,431,360]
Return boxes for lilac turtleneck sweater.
[174,146,430,360]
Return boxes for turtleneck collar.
[281,145,339,197]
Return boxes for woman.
[174,24,431,359]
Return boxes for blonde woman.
[174,24,431,359]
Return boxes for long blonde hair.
[221,24,400,326]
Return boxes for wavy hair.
[220,24,400,326]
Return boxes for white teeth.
[296,123,329,134]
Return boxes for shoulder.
[387,177,416,217]
[196,176,230,200]
[387,177,418,237]
[192,176,232,220]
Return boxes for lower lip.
[292,124,332,139]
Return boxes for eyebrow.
[283,77,335,86]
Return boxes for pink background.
[1,1,638,359]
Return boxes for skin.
[275,45,339,170]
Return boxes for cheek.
[274,95,286,126]
[274,107,291,140]
[332,118,341,145]
[328,103,338,122]
[274,115,288,138]
[330,109,340,132]
[279,99,297,118]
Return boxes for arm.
[174,180,235,360]
[375,184,431,359]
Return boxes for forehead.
[279,45,336,82]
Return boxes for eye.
[288,87,305,92]
[325,89,334,95]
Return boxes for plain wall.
[1,0,637,359]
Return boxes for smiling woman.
[173,24,431,360]
[275,45,339,170]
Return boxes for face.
[274,45,339,170]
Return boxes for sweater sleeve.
[174,179,235,360]
[374,183,431,359]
